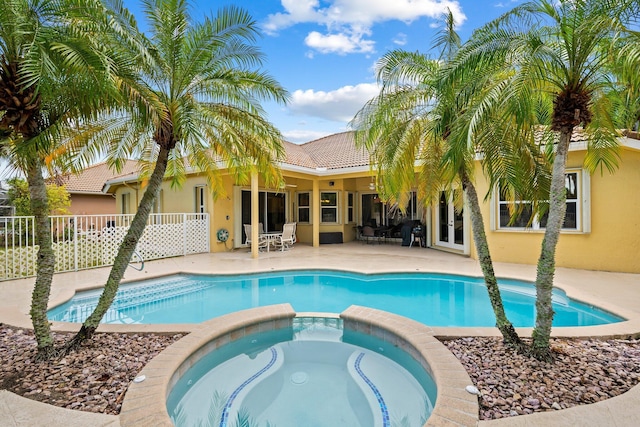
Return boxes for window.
[241,190,286,232]
[151,190,163,214]
[121,193,130,215]
[297,192,310,223]
[195,186,206,214]
[321,192,338,223]
[346,192,354,223]
[384,191,419,227]
[497,171,583,231]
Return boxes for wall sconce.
[368,176,376,190]
[329,181,335,187]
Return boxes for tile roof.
[286,131,370,170]
[533,127,590,145]
[100,127,627,188]
[61,160,139,194]
[282,140,317,169]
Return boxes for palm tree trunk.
[461,170,523,349]
[65,145,170,350]
[26,160,57,359]
[531,129,571,361]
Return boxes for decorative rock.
[2,325,640,421]
[0,325,183,416]
[443,336,640,420]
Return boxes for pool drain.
[290,371,308,385]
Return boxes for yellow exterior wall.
[471,147,640,273]
[109,143,640,273]
[291,176,361,244]
[113,174,235,252]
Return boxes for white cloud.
[305,31,375,54]
[263,0,322,34]
[264,0,467,55]
[393,33,408,46]
[265,0,466,30]
[288,83,380,123]
[282,129,333,143]
[495,0,521,7]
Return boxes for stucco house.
[103,131,640,274]
[61,160,139,215]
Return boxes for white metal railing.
[0,213,210,281]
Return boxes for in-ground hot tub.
[167,316,436,426]
[118,304,479,427]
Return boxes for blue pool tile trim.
[219,347,278,427]
[354,352,390,427]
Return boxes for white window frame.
[346,192,355,224]
[151,190,163,214]
[495,169,589,232]
[195,186,206,214]
[297,191,311,224]
[121,193,130,215]
[321,191,339,224]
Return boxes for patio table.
[261,231,283,252]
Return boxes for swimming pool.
[167,317,436,427]
[47,270,623,327]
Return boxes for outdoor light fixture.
[369,176,376,190]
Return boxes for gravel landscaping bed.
[444,336,640,420]
[1,324,639,421]
[0,324,183,415]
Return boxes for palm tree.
[351,12,545,349]
[450,0,637,360]
[0,0,129,358]
[65,0,288,348]
[609,31,640,133]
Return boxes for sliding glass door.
[241,190,287,242]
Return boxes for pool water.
[167,318,436,427]
[47,270,623,327]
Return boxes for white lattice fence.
[0,213,210,280]
[0,217,37,280]
[185,216,209,254]
[138,223,184,259]
[1,246,38,280]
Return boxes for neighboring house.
[103,131,640,274]
[61,160,139,215]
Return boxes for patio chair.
[361,225,381,244]
[289,222,297,243]
[257,234,269,251]
[243,223,265,244]
[244,223,269,251]
[275,223,296,251]
[243,224,253,245]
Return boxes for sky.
[122,0,523,144]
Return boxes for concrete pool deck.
[1,242,639,426]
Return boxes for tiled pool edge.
[341,305,479,427]
[119,303,297,427]
[119,304,479,427]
